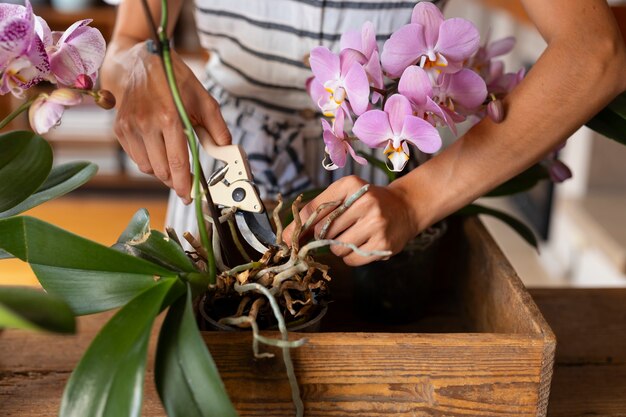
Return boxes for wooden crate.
[203,217,556,416]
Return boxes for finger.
[119,121,154,176]
[163,122,192,204]
[329,226,369,258]
[143,132,173,189]
[313,200,363,240]
[197,93,232,146]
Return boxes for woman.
[102,0,626,266]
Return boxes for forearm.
[392,3,626,232]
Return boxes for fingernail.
[183,197,192,205]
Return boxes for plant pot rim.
[201,303,328,332]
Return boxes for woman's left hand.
[283,175,419,266]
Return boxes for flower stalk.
[0,98,35,130]
[145,0,216,284]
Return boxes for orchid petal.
[381,24,426,78]
[401,115,442,154]
[444,69,487,110]
[410,2,444,49]
[50,43,85,86]
[435,18,480,63]
[0,3,34,64]
[57,19,92,44]
[332,108,345,137]
[28,95,64,134]
[343,62,370,116]
[347,143,367,165]
[34,15,53,48]
[360,21,377,58]
[310,46,340,84]
[485,36,515,60]
[340,29,361,52]
[353,110,392,148]
[339,48,367,75]
[49,88,83,106]
[398,65,432,106]
[383,94,413,136]
[365,50,384,90]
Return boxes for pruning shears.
[195,127,276,265]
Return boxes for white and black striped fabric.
[167,0,445,236]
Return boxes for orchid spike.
[353,94,442,172]
[309,46,370,116]
[381,2,480,78]
[321,109,367,170]
[28,88,83,134]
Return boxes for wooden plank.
[205,332,545,417]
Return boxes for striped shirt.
[194,0,445,113]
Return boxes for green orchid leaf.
[0,286,75,333]
[0,131,53,212]
[485,164,550,197]
[60,279,182,417]
[0,162,98,218]
[586,92,626,146]
[0,216,177,314]
[155,283,237,417]
[456,203,538,249]
[0,249,13,260]
[357,151,397,182]
[113,209,197,273]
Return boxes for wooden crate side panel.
[204,332,546,417]
[460,218,553,338]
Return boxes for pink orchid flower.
[470,36,516,81]
[432,68,487,125]
[353,94,442,172]
[381,2,480,78]
[48,19,106,87]
[309,46,370,116]
[0,1,51,97]
[321,110,367,170]
[397,65,451,131]
[28,88,82,134]
[340,21,384,102]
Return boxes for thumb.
[198,94,232,146]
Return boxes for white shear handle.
[195,127,263,213]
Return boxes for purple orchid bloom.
[353,94,442,172]
[470,36,516,80]
[397,65,451,131]
[340,21,384,102]
[0,1,51,97]
[48,19,106,88]
[321,110,367,170]
[381,2,480,78]
[28,88,82,134]
[309,46,370,116]
[432,68,487,125]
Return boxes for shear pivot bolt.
[232,187,246,202]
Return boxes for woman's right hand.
[102,40,231,204]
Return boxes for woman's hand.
[104,43,231,204]
[283,176,420,266]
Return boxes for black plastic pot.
[352,222,447,324]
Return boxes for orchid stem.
[153,0,216,283]
[0,98,35,130]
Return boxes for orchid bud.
[94,89,116,109]
[487,99,504,123]
[548,160,573,183]
[74,74,94,90]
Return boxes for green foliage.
[485,164,550,197]
[586,92,626,146]
[155,284,238,417]
[0,286,75,333]
[0,216,176,315]
[455,203,538,249]
[59,279,183,417]
[0,131,53,213]
[0,161,98,218]
[113,209,197,273]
